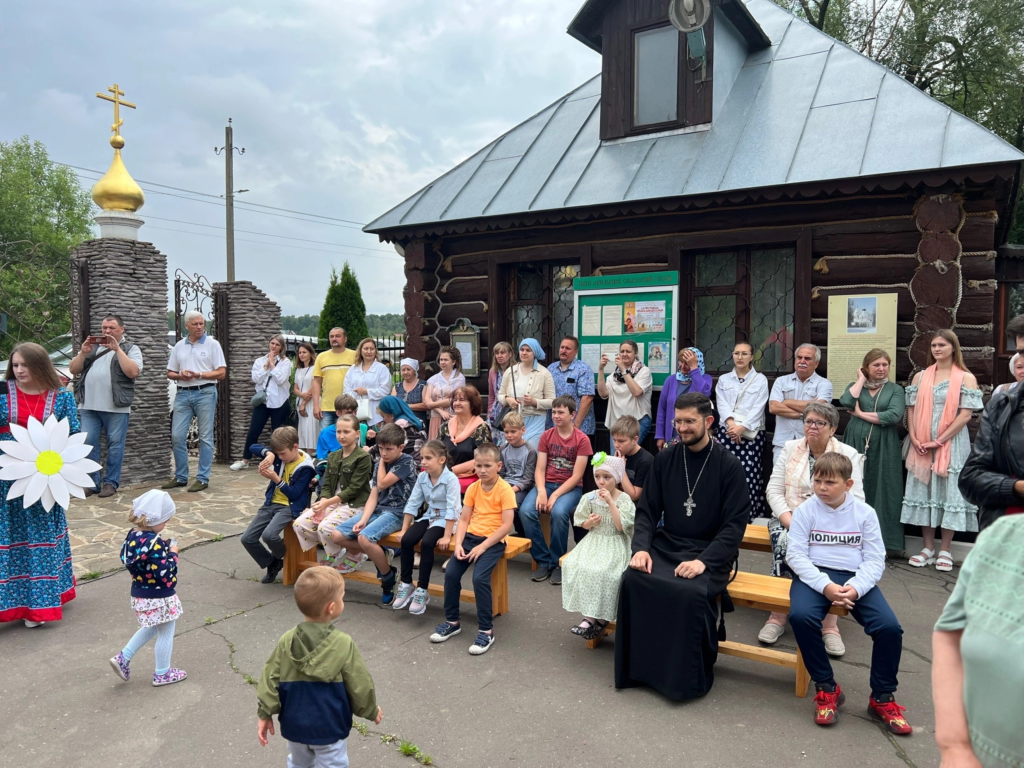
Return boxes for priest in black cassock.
[614,392,750,700]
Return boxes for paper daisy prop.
[0,415,101,511]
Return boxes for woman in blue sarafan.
[0,343,82,627]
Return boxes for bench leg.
[283,525,318,587]
[491,558,509,617]
[795,646,811,698]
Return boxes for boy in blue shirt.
[317,395,366,460]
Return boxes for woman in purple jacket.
[655,347,712,450]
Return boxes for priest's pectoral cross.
[684,496,696,517]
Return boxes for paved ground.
[68,464,265,578]
[3,485,949,768]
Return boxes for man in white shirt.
[164,311,227,492]
[768,344,833,463]
[68,314,143,497]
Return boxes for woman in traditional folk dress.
[840,348,907,551]
[0,343,82,627]
[901,330,982,572]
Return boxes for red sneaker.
[813,685,845,726]
[868,697,913,735]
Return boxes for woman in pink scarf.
[900,330,982,572]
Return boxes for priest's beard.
[678,422,709,448]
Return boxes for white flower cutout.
[0,415,101,511]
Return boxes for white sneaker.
[393,582,415,610]
[409,587,430,615]
[229,460,249,471]
[335,557,363,575]
[758,622,785,644]
[823,633,846,657]
[24,620,45,628]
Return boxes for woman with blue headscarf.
[654,347,712,450]
[367,395,428,467]
[498,338,556,447]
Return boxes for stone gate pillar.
[212,280,282,461]
[70,236,172,487]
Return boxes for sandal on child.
[908,548,936,567]
[571,619,594,636]
[935,550,954,572]
[581,620,609,641]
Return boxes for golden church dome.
[91,138,145,213]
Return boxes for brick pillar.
[69,238,171,487]
[212,280,282,460]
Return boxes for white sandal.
[908,548,936,567]
[935,550,954,572]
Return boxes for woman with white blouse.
[714,341,770,520]
[498,338,556,447]
[596,340,653,452]
[343,338,394,427]
[293,342,318,454]
[231,334,293,470]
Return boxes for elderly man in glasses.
[769,343,833,465]
[760,401,865,656]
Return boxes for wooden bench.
[290,531,532,618]
[533,522,773,570]
[576,570,846,697]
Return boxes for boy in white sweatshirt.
[786,452,911,735]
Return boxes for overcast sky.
[1,1,598,318]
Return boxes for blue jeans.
[789,567,903,697]
[171,386,217,483]
[320,410,338,431]
[287,738,349,768]
[520,482,584,570]
[79,409,130,489]
[444,533,506,631]
[611,414,651,453]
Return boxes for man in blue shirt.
[547,336,595,437]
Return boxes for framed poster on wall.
[573,271,679,390]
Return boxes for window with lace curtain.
[690,247,796,374]
[506,263,579,358]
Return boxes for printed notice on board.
[602,305,622,336]
[635,300,666,333]
[827,294,898,389]
[647,342,670,372]
[581,343,601,372]
[581,306,602,337]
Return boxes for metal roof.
[365,0,1024,236]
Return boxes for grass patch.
[80,571,104,580]
[211,534,224,542]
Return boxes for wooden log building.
[365,0,1024,448]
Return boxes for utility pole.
[215,118,245,281]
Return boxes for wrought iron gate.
[173,269,231,461]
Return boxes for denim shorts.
[338,509,404,543]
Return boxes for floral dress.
[394,378,426,409]
[900,380,983,532]
[0,386,79,622]
[561,491,635,622]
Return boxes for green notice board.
[572,271,679,390]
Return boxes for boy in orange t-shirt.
[429,442,515,656]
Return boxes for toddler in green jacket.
[257,567,382,767]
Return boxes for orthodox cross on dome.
[96,83,136,145]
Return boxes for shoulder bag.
[492,368,518,430]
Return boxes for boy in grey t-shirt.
[499,413,537,536]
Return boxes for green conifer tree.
[318,263,368,345]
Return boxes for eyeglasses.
[673,418,702,427]
[803,420,829,429]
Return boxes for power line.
[59,162,369,227]
[144,225,404,261]
[143,215,397,253]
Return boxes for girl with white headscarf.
[391,357,428,413]
[110,490,187,687]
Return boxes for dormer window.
[634,25,679,126]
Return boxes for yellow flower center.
[35,450,64,476]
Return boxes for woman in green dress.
[840,348,906,551]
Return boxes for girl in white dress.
[562,453,635,640]
[293,342,318,453]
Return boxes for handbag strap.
[732,371,761,411]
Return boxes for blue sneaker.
[469,630,495,656]
[381,570,397,606]
[429,622,462,643]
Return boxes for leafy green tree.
[318,263,369,344]
[774,0,1024,242]
[0,136,94,354]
